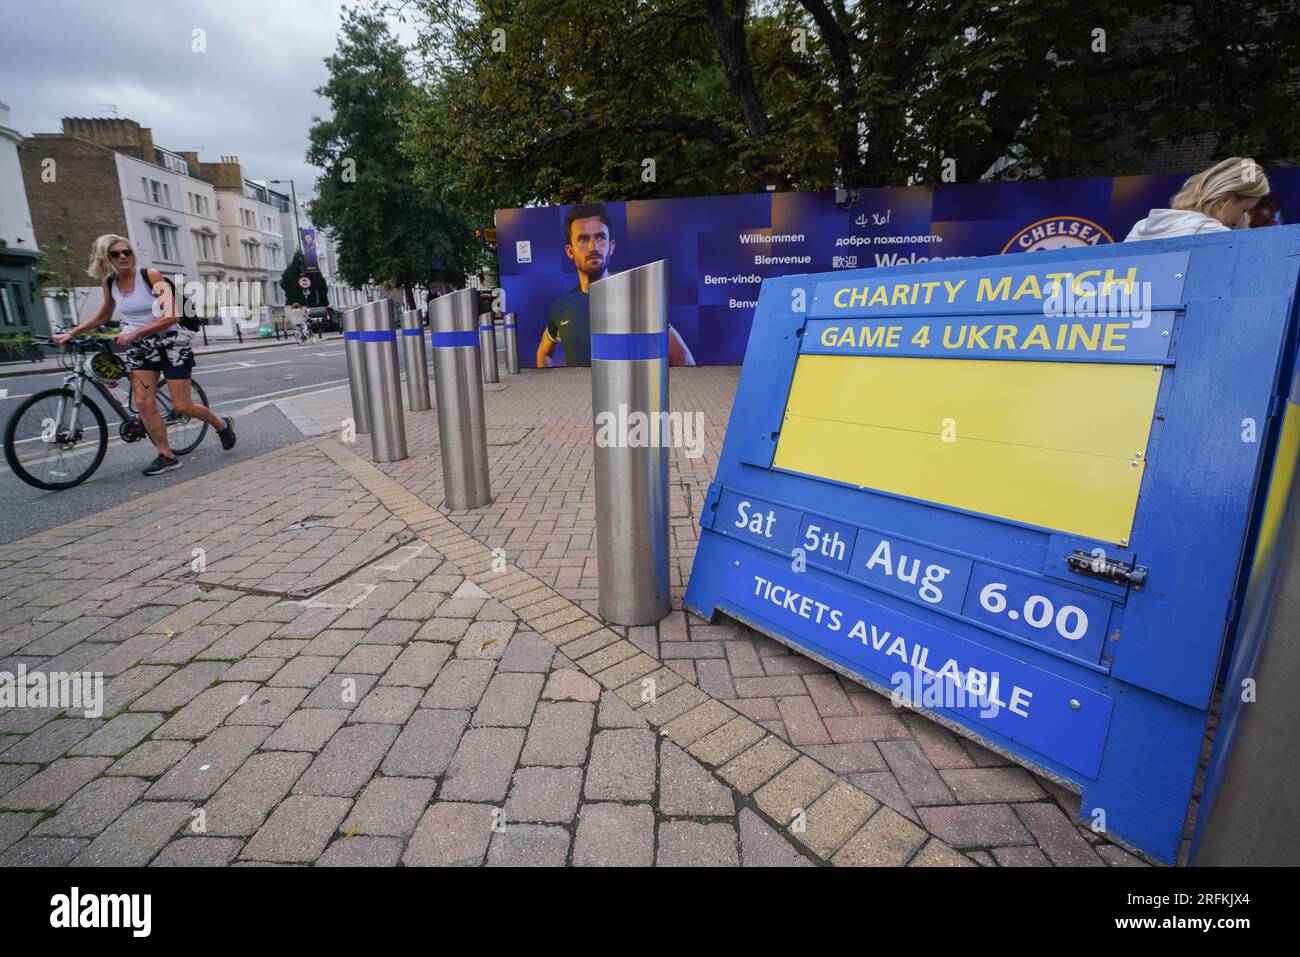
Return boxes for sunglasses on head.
[109,248,133,259]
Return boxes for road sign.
[297,276,312,290]
[685,226,1300,863]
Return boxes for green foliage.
[35,241,82,298]
[307,8,481,296]
[280,249,329,307]
[395,0,1300,206]
[0,333,38,363]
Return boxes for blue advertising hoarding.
[495,169,1300,367]
[684,225,1300,863]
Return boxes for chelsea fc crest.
[1003,216,1114,253]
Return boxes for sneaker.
[143,454,182,476]
[217,415,237,451]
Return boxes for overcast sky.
[0,0,416,201]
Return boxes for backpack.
[110,268,201,332]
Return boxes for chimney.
[60,116,154,161]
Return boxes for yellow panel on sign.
[772,354,1162,543]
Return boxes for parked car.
[304,306,339,333]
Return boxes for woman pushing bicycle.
[54,235,236,475]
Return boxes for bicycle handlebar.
[32,335,115,352]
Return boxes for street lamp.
[268,179,305,262]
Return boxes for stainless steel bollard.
[357,299,408,462]
[430,289,492,509]
[401,306,432,411]
[342,305,370,434]
[479,312,499,384]
[503,312,520,375]
[590,260,670,625]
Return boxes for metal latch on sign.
[1066,549,1148,589]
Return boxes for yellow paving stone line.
[320,435,968,868]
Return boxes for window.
[192,229,215,261]
[148,222,178,262]
[150,180,162,204]
[0,284,18,326]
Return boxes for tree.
[280,249,329,307]
[397,0,1300,206]
[307,8,481,306]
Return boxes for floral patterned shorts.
[125,331,195,380]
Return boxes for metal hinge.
[1066,549,1148,589]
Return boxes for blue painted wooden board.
[685,225,1300,863]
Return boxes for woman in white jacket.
[1126,158,1271,241]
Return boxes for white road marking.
[1,374,353,479]
[372,542,429,571]
[215,378,350,415]
[300,581,377,609]
[198,359,294,373]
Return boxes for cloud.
[0,0,414,199]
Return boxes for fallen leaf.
[345,821,359,839]
[162,628,174,638]
[479,638,498,653]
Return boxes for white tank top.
[110,271,181,335]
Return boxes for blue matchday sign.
[496,172,1300,366]
[723,555,1113,778]
[685,226,1300,864]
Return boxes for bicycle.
[293,323,310,345]
[3,336,211,491]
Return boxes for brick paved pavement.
[0,437,963,866]
[358,366,1158,866]
[0,367,1163,865]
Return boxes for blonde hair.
[1170,158,1271,227]
[86,234,134,281]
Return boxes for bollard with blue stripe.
[356,299,407,462]
[341,304,370,434]
[503,311,520,375]
[430,289,492,509]
[479,312,500,384]
[400,306,431,412]
[590,259,671,625]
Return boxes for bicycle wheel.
[3,388,108,491]
[159,379,211,456]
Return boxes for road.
[0,343,350,544]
